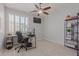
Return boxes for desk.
[27,34,36,48]
[11,35,18,45]
[5,34,36,50]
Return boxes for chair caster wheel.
[26,48,27,51]
[18,51,19,53]
[15,48,16,50]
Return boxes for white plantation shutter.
[8,13,28,34]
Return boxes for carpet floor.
[0,39,76,56]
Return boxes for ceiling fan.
[32,3,51,16]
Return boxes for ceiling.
[3,3,53,14]
[3,3,79,15]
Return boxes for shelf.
[66,27,72,28]
[65,43,76,46]
[6,44,12,47]
[65,17,79,21]
[65,39,78,42]
[6,42,13,44]
[65,37,71,39]
[65,16,79,56]
[65,41,77,45]
[6,46,13,50]
[66,32,79,35]
[5,36,13,50]
[66,34,71,35]
[65,45,77,50]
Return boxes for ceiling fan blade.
[34,5,39,9]
[31,10,37,12]
[43,6,51,10]
[43,12,49,15]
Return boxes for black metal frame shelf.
[64,18,79,56]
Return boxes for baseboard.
[43,36,64,46]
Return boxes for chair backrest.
[16,31,23,43]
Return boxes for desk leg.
[35,36,36,48]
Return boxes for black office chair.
[15,31,28,53]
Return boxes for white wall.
[43,3,79,45]
[28,14,44,40]
[0,4,5,48]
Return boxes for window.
[20,16,25,33]
[15,15,20,32]
[8,13,28,34]
[9,14,14,34]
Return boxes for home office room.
[0,0,79,57]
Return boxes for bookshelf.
[64,15,79,56]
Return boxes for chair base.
[15,45,27,53]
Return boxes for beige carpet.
[0,39,77,56]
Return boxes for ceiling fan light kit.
[38,10,43,14]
